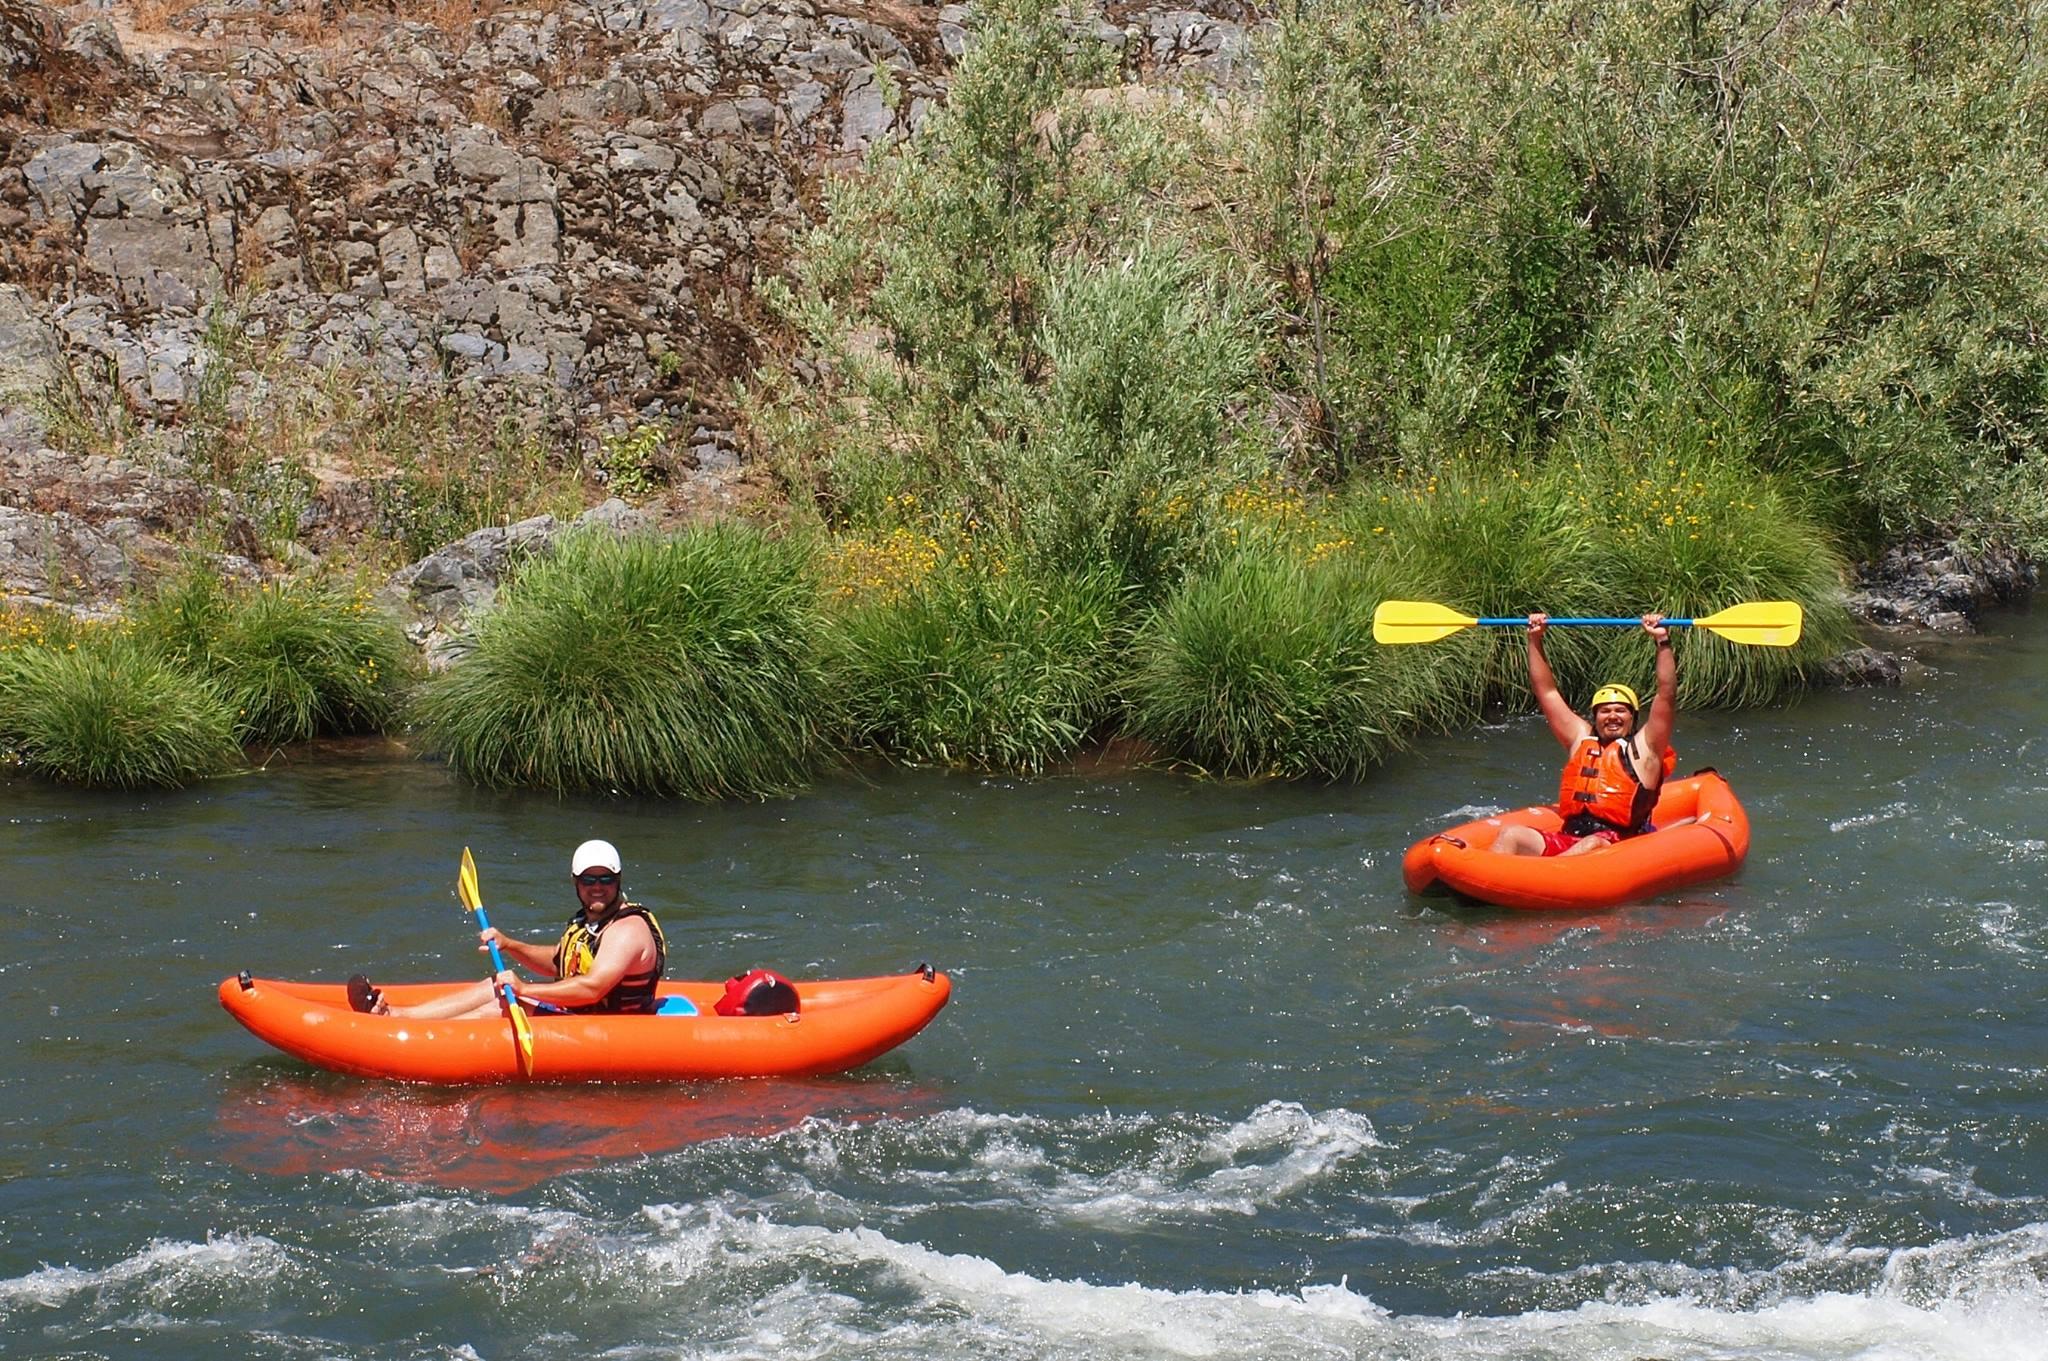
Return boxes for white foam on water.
[726,1214,1394,1358]
[1829,802,1912,833]
[1344,1168,1573,1251]
[1442,804,1506,822]
[751,1103,1383,1230]
[1989,835,2048,863]
[1971,900,2047,957]
[0,1232,289,1314]
[620,1212,2048,1361]
[1174,1102,1385,1209]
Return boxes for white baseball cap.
[571,839,622,875]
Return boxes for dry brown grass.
[262,2,328,45]
[422,0,568,38]
[454,213,496,273]
[467,84,515,135]
[1,218,78,293]
[129,0,205,34]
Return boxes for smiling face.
[1591,701,1636,741]
[574,869,622,914]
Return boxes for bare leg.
[1490,826,1547,856]
[1558,834,1611,856]
[384,979,505,1020]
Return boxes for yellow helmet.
[1589,683,1640,712]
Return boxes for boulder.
[380,500,654,664]
[0,284,61,395]
[1845,538,2038,631]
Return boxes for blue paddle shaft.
[1476,617,1692,627]
[469,902,522,1008]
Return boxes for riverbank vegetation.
[132,567,411,745]
[1,568,407,787]
[410,527,830,797]
[6,0,2039,791]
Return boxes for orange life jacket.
[1555,737,1676,837]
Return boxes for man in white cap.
[350,839,667,1018]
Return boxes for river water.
[4,610,2046,1360]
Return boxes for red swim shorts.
[1538,827,1622,857]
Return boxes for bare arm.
[480,927,559,978]
[1635,614,1677,781]
[513,917,652,1008]
[1528,613,1590,747]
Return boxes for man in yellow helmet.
[1490,612,1677,857]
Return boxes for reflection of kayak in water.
[208,1073,945,1194]
[1403,771,1750,911]
[219,968,951,1083]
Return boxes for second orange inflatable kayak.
[1403,771,1750,911]
[219,967,952,1083]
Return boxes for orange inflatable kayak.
[219,967,951,1083]
[1402,771,1750,911]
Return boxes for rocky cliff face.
[3,0,955,449]
[0,0,1255,613]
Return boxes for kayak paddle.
[1371,600,1803,647]
[459,846,535,1077]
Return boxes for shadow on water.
[204,1069,950,1195]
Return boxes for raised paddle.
[1371,600,1803,647]
[459,846,535,1078]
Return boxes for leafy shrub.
[1251,0,2048,551]
[998,249,1269,591]
[752,1,1270,602]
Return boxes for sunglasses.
[574,871,619,886]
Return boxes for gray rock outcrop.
[380,497,653,665]
[1845,539,2039,633]
[4,0,959,432]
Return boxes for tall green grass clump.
[1125,547,1470,781]
[413,526,831,797]
[131,567,412,744]
[0,629,237,788]
[1550,445,1859,709]
[821,545,1124,772]
[1340,445,1856,713]
[1341,456,1603,712]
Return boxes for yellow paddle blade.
[1372,600,1480,645]
[1693,601,1803,647]
[458,846,481,912]
[506,997,535,1077]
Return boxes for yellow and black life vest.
[1555,738,1676,837]
[552,902,667,1014]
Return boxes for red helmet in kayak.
[714,968,800,1017]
